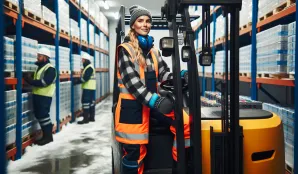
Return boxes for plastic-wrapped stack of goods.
[72,54,81,72]
[5,91,37,146]
[287,21,295,76]
[59,46,70,72]
[257,25,288,74]
[41,5,56,28]
[89,24,95,45]
[201,96,221,107]
[89,0,96,19]
[102,53,109,68]
[99,12,108,34]
[9,36,38,72]
[204,91,263,109]
[6,0,19,7]
[258,0,286,18]
[74,84,82,112]
[58,0,70,34]
[215,50,230,74]
[49,89,56,126]
[24,0,42,17]
[94,3,101,25]
[4,36,15,72]
[240,45,251,74]
[81,0,89,13]
[263,103,294,169]
[96,72,101,99]
[59,81,71,121]
[95,51,100,68]
[239,0,252,27]
[90,55,94,67]
[5,90,16,146]
[95,33,100,48]
[38,44,55,68]
[21,93,36,139]
[99,32,105,50]
[70,19,80,39]
[81,18,87,43]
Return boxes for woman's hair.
[128,29,146,67]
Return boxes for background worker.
[24,47,56,146]
[78,53,96,124]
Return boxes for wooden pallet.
[6,142,16,151]
[41,19,55,29]
[289,73,295,79]
[259,0,296,21]
[72,36,79,41]
[73,71,81,75]
[5,71,15,78]
[257,73,289,78]
[61,70,70,74]
[4,0,19,12]
[24,9,42,23]
[240,22,252,30]
[215,72,226,76]
[60,29,69,36]
[286,163,294,174]
[71,0,79,6]
[239,72,251,77]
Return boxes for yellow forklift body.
[201,113,285,174]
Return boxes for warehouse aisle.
[7,96,113,174]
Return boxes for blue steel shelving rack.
[194,2,297,172]
[3,0,110,162]
[0,0,6,173]
[15,0,23,159]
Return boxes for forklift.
[111,0,285,173]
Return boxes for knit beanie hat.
[129,5,152,27]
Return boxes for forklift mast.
[161,0,242,174]
[112,6,126,107]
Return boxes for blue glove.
[149,93,174,114]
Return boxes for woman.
[115,5,189,174]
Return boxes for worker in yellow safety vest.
[24,47,57,146]
[78,53,96,124]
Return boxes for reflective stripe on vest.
[173,138,191,148]
[82,64,96,90]
[115,131,149,141]
[32,63,56,97]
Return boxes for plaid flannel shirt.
[118,47,173,106]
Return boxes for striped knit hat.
[129,5,152,27]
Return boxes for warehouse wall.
[109,21,118,93]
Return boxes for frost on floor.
[7,96,113,174]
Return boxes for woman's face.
[132,16,151,36]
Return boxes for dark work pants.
[33,94,53,133]
[82,89,95,114]
[121,143,146,174]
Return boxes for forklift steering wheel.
[160,78,188,92]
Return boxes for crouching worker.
[24,47,56,146]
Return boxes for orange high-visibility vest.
[115,42,159,144]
